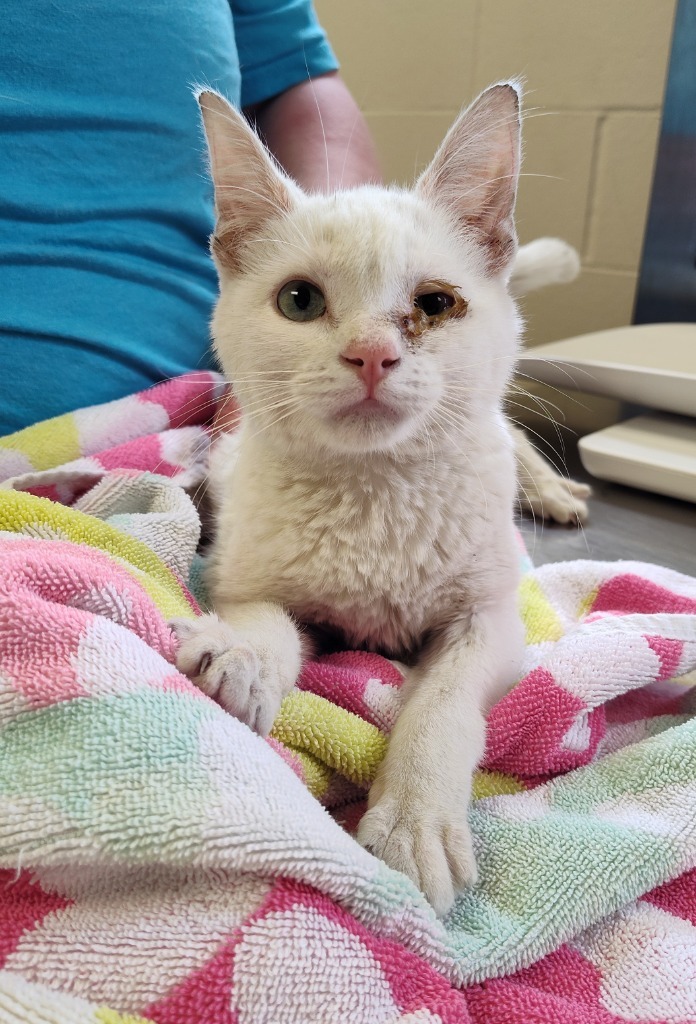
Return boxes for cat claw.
[169,614,283,735]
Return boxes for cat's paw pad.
[170,615,282,735]
[357,796,476,917]
[525,475,591,525]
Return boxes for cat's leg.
[513,425,591,524]
[508,241,587,523]
[357,594,523,917]
[170,602,303,736]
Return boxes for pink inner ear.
[199,90,295,271]
[417,85,521,269]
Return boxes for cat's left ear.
[417,83,521,274]
[197,90,298,272]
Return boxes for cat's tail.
[509,237,580,296]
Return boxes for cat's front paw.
[170,614,285,735]
[357,792,476,917]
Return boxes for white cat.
[172,83,571,916]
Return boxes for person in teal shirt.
[0,1,379,434]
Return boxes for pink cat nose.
[340,340,401,396]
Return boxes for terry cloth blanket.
[0,372,695,1024]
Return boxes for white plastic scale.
[518,322,696,504]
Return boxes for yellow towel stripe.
[0,413,81,470]
[578,586,599,621]
[287,746,333,798]
[272,691,387,787]
[519,575,564,644]
[0,491,193,619]
[96,1009,157,1024]
[473,770,525,799]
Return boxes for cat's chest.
[213,457,491,653]
[288,476,468,611]
[290,517,468,655]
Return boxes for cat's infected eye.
[402,281,468,339]
[414,291,455,318]
[277,280,326,322]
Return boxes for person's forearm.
[245,72,382,192]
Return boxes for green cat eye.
[277,280,326,322]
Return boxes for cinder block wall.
[315,1,675,431]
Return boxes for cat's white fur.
[172,84,569,915]
[507,237,590,525]
[509,236,580,297]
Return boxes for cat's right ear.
[417,83,522,275]
[197,90,297,272]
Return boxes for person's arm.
[245,71,381,192]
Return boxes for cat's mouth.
[315,390,420,453]
[332,396,401,422]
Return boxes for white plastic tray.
[518,323,696,417]
[578,413,696,504]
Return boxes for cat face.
[200,85,522,457]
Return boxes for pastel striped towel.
[0,373,695,1024]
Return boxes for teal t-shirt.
[0,1,337,434]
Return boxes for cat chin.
[309,408,423,456]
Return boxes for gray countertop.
[516,448,696,577]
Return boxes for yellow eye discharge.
[277,280,326,322]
